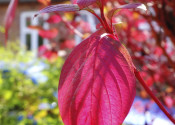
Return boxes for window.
[20,11,50,55]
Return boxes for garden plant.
[35,0,175,125]
[3,0,175,125]
[0,42,64,124]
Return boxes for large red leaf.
[58,30,136,125]
[4,0,18,43]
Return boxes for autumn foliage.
[4,0,175,125]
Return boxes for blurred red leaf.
[38,45,58,61]
[29,25,58,39]
[4,0,18,44]
[131,30,147,42]
[79,20,91,33]
[58,30,136,125]
[140,72,154,87]
[39,28,58,39]
[60,40,75,49]
[154,47,163,57]
[164,96,174,108]
[71,0,77,4]
[47,15,62,24]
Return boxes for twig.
[134,68,175,124]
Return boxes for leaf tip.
[33,13,39,19]
[137,3,147,11]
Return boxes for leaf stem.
[55,12,83,38]
[87,10,105,28]
[99,1,113,34]
[134,68,175,124]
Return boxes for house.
[0,0,66,44]
[0,0,97,57]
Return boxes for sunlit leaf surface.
[58,30,136,125]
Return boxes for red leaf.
[107,3,146,22]
[131,30,147,42]
[71,0,77,4]
[164,96,174,108]
[71,0,97,8]
[47,15,62,24]
[154,47,163,57]
[114,3,146,10]
[38,45,57,61]
[58,30,136,125]
[4,0,18,44]
[39,28,58,39]
[35,1,97,17]
[76,0,97,9]
[28,25,58,39]
[35,4,80,16]
[60,40,75,49]
[79,20,91,33]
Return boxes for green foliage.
[0,42,64,125]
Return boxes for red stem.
[55,12,83,38]
[134,68,175,124]
[99,2,113,34]
[87,10,105,27]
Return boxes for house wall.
[0,3,41,44]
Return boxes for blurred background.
[0,0,175,125]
